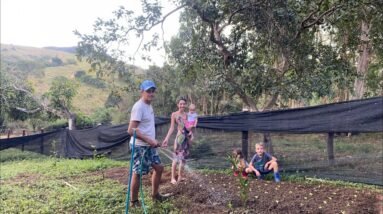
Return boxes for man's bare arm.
[128,120,159,147]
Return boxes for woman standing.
[162,97,192,184]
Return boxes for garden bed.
[104,167,382,213]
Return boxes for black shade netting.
[1,97,382,185]
[197,96,383,133]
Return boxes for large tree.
[44,77,79,130]
[75,0,367,152]
[330,0,383,99]
[0,70,41,127]
[1,65,79,129]
[76,0,360,109]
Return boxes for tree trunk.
[68,113,76,130]
[242,131,249,160]
[263,133,274,155]
[210,93,214,115]
[353,20,371,99]
[261,51,289,155]
[202,96,207,115]
[238,93,258,111]
[188,93,193,104]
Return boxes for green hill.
[44,46,77,54]
[1,44,109,115]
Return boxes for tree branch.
[120,4,186,58]
[15,107,41,114]
[303,4,343,29]
[193,5,233,66]
[143,4,187,32]
[217,7,247,33]
[295,2,345,39]
[10,84,65,117]
[300,0,325,28]
[262,93,279,111]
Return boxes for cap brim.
[143,86,156,91]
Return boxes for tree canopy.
[75,0,382,115]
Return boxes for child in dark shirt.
[245,143,281,182]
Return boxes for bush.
[76,74,107,89]
[189,138,213,159]
[50,56,63,66]
[91,108,112,125]
[84,75,106,88]
[74,70,86,78]
[66,59,77,65]
[0,148,46,162]
[105,91,122,108]
[75,112,94,129]
[45,119,67,131]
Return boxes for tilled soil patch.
[104,167,382,214]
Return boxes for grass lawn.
[0,149,176,213]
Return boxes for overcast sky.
[1,0,180,67]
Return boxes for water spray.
[157,147,222,205]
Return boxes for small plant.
[91,144,107,180]
[238,174,249,205]
[227,201,233,210]
[50,140,57,157]
[50,140,58,167]
[91,144,97,159]
[227,153,250,205]
[227,153,238,172]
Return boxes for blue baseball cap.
[140,80,156,91]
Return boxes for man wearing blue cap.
[127,80,167,207]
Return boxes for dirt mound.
[104,167,382,213]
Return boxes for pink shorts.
[186,121,195,129]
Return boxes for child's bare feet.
[171,179,177,185]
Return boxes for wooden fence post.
[21,130,26,151]
[327,132,335,165]
[242,131,249,160]
[40,129,44,154]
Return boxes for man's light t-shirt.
[129,99,155,146]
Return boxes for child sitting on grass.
[231,148,249,178]
[245,142,281,182]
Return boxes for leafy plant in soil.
[91,145,108,180]
[227,153,250,205]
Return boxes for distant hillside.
[1,44,74,62]
[44,46,77,54]
[0,44,109,115]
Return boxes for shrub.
[50,56,63,66]
[76,74,107,89]
[91,108,112,125]
[45,119,67,131]
[66,59,77,65]
[74,70,86,78]
[105,91,122,108]
[75,112,94,129]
